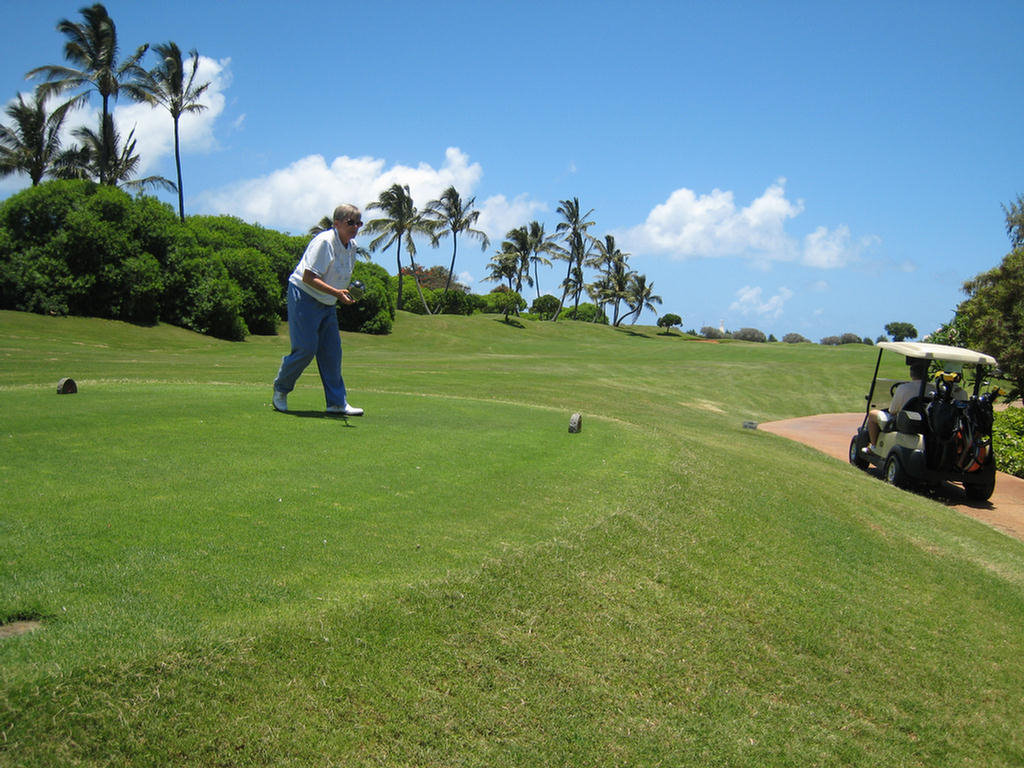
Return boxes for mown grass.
[1,310,1023,766]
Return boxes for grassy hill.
[1,310,1022,766]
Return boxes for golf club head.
[347,279,365,300]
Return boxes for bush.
[733,327,766,343]
[389,274,437,315]
[478,290,508,315]
[531,294,560,320]
[338,261,394,334]
[993,407,1024,478]
[701,326,725,340]
[466,293,488,314]
[0,181,179,324]
[163,249,247,341]
[494,290,527,318]
[657,313,682,333]
[215,248,281,335]
[432,287,473,315]
[181,215,306,292]
[782,333,811,344]
[0,181,387,339]
[560,302,607,324]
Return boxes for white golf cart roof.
[876,341,997,367]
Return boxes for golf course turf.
[1,310,1022,766]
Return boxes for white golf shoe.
[272,390,288,412]
[326,403,363,416]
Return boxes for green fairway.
[2,310,1023,766]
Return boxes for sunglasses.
[346,219,363,227]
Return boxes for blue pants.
[274,283,346,407]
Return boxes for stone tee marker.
[57,377,77,394]
[569,413,582,433]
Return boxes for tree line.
[360,183,664,325]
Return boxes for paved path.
[758,412,1024,542]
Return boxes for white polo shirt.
[288,227,357,306]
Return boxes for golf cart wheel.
[965,474,996,502]
[849,435,869,470]
[884,455,907,488]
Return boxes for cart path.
[758,412,1024,542]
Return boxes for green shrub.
[162,246,247,341]
[733,327,767,342]
[0,179,94,246]
[491,289,526,318]
[782,333,811,344]
[215,248,281,335]
[993,406,1024,478]
[531,294,560,320]
[560,302,607,324]
[182,215,306,291]
[478,290,524,315]
[389,274,437,315]
[116,253,164,325]
[338,261,394,335]
[0,181,179,324]
[657,313,682,332]
[432,288,473,315]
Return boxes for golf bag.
[926,382,994,473]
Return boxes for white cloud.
[729,285,794,319]
[801,224,878,269]
[476,193,547,243]
[623,178,877,270]
[624,179,803,260]
[198,146,486,233]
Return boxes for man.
[865,358,931,450]
[272,204,364,416]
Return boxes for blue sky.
[3,0,1021,338]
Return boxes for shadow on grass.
[493,317,526,329]
[861,464,995,510]
[273,409,357,426]
[615,327,652,339]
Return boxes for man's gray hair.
[332,204,361,222]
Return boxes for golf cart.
[849,341,1001,501]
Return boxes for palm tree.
[552,197,595,321]
[424,186,490,295]
[621,274,662,325]
[139,42,209,221]
[0,86,75,185]
[27,3,150,186]
[68,111,175,192]
[499,226,535,300]
[364,184,436,312]
[484,249,520,292]
[525,220,555,299]
[590,234,634,326]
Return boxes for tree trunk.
[395,234,404,310]
[173,118,184,222]
[443,233,457,296]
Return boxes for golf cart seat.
[894,395,929,435]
